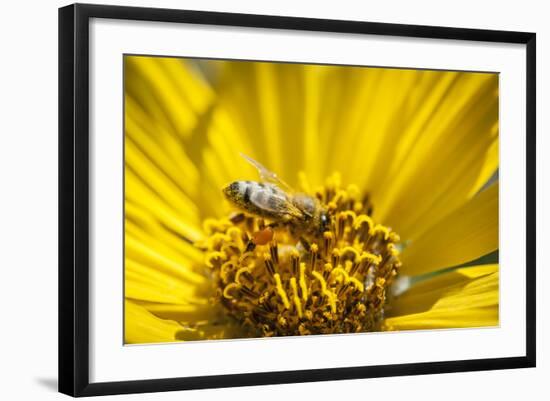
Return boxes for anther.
[339,246,359,262]
[331,248,341,268]
[349,277,364,293]
[310,243,319,271]
[346,184,360,200]
[227,226,242,241]
[389,232,400,243]
[223,283,240,299]
[323,262,333,280]
[332,190,348,207]
[206,251,226,268]
[370,224,390,241]
[330,266,350,284]
[219,261,235,283]
[343,260,354,274]
[208,232,231,249]
[203,218,229,235]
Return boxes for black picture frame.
[59,3,536,397]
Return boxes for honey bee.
[223,154,330,245]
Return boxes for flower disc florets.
[198,174,402,337]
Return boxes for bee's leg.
[242,222,281,255]
[244,241,256,253]
[240,232,256,253]
[229,212,246,224]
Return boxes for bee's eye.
[320,213,329,230]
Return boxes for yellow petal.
[400,182,498,276]
[125,202,204,265]
[302,65,323,186]
[373,72,498,240]
[125,56,213,140]
[213,62,329,188]
[125,138,199,221]
[125,235,206,286]
[132,300,217,322]
[125,167,204,242]
[125,258,202,304]
[125,101,199,199]
[331,68,421,191]
[125,300,181,344]
[385,264,498,330]
[254,62,284,177]
[214,62,273,178]
[175,323,243,341]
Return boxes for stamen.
[354,215,373,242]
[370,224,390,241]
[290,249,300,276]
[274,273,290,309]
[312,270,328,293]
[206,251,226,268]
[330,266,349,284]
[270,241,279,265]
[239,285,259,299]
[323,262,333,280]
[339,246,359,262]
[299,262,308,301]
[349,277,364,293]
[290,278,303,318]
[323,231,333,256]
[223,283,240,299]
[219,261,234,283]
[312,271,337,313]
[263,253,276,277]
[331,248,341,269]
[235,266,252,286]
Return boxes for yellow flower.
[124,56,499,343]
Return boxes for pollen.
[198,175,401,337]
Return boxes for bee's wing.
[249,184,304,218]
[240,153,294,193]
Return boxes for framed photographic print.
[58,3,536,397]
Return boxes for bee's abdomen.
[223,181,250,202]
[223,180,254,205]
[222,181,279,217]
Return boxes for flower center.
[198,174,401,337]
